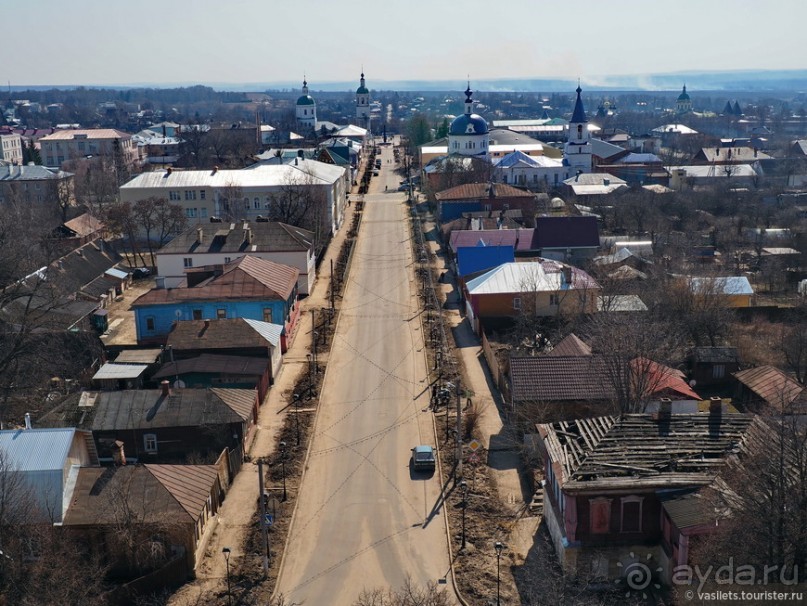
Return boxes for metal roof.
[92,363,149,380]
[662,492,715,530]
[115,349,163,364]
[153,354,267,379]
[0,428,83,471]
[466,261,598,295]
[120,160,344,190]
[688,276,753,296]
[243,319,282,347]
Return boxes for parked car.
[411,445,436,471]
[131,267,151,279]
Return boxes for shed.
[92,363,149,390]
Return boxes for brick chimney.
[659,397,672,421]
[197,226,204,244]
[112,440,126,466]
[709,396,722,438]
[561,266,573,286]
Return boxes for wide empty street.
[275,149,453,604]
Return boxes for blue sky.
[7,0,807,88]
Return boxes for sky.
[6,0,807,89]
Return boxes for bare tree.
[689,411,807,592]
[353,576,451,606]
[104,201,148,268]
[217,179,245,221]
[132,197,188,267]
[782,316,807,386]
[584,312,687,414]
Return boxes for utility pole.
[456,378,463,481]
[329,259,335,322]
[257,459,269,577]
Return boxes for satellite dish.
[173,380,186,389]
[175,309,182,318]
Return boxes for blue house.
[456,241,515,278]
[133,255,300,347]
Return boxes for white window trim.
[144,433,158,453]
[513,297,522,310]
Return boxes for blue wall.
[135,298,291,341]
[439,201,481,221]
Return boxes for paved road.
[275,145,454,604]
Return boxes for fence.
[480,328,511,402]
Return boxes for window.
[185,207,197,218]
[200,207,208,218]
[199,190,206,200]
[512,297,522,310]
[712,364,726,379]
[253,197,260,209]
[144,434,158,453]
[620,496,643,533]
[217,308,226,319]
[192,309,202,320]
[244,197,250,210]
[224,257,231,264]
[577,124,583,140]
[169,191,180,201]
[589,498,611,534]
[183,257,193,268]
[145,316,156,331]
[550,294,560,306]
[184,190,196,200]
[502,175,508,184]
[263,308,273,323]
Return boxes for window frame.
[144,433,158,453]
[620,495,644,533]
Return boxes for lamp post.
[495,541,504,605]
[293,393,301,446]
[279,441,287,501]
[307,353,314,397]
[222,547,232,606]
[460,479,468,551]
[312,331,319,371]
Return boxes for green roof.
[297,95,315,106]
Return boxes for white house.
[119,159,348,236]
[156,221,316,293]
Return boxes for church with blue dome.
[448,84,489,159]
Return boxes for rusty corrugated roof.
[146,464,220,520]
[733,365,803,409]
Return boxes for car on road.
[411,445,436,471]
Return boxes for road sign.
[468,439,482,452]
[467,453,480,466]
[263,513,274,527]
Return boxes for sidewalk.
[419,210,540,561]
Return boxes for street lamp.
[460,479,468,551]
[495,541,504,605]
[222,547,232,606]
[312,331,319,371]
[279,441,287,501]
[307,353,314,395]
[293,393,301,446]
